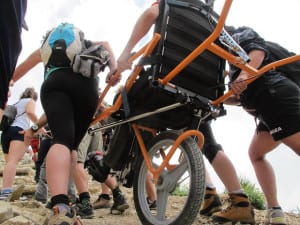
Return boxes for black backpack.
[266,41,300,87]
[0,105,17,131]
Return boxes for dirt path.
[0,155,300,225]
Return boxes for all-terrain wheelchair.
[88,0,300,224]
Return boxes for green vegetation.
[170,177,267,210]
[239,177,266,210]
[172,184,189,196]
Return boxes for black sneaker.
[111,192,129,215]
[76,198,95,219]
[147,197,157,210]
[46,201,52,209]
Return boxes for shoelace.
[219,204,237,213]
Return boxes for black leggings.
[41,69,98,150]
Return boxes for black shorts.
[255,78,300,141]
[256,121,269,133]
[198,121,223,163]
[1,126,24,154]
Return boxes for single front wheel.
[133,130,205,225]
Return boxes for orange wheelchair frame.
[90,0,300,184]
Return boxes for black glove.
[84,151,110,183]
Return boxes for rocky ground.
[0,154,300,225]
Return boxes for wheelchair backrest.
[151,0,226,100]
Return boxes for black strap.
[13,100,27,119]
[120,88,130,119]
[137,55,161,66]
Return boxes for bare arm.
[22,113,48,145]
[35,113,48,129]
[230,49,265,95]
[94,41,117,72]
[25,99,39,124]
[12,49,42,82]
[94,41,120,86]
[117,3,159,72]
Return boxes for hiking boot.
[268,208,287,225]
[147,197,157,210]
[46,201,52,209]
[111,191,129,215]
[93,194,111,209]
[200,187,222,216]
[76,198,94,219]
[212,193,255,224]
[47,203,78,225]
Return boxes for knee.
[248,147,264,163]
[203,144,222,163]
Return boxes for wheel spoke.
[156,189,169,220]
[165,160,188,189]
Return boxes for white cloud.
[9,0,300,211]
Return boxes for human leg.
[104,175,129,214]
[211,151,242,192]
[34,160,48,203]
[1,139,27,194]
[41,71,98,225]
[73,162,94,219]
[74,162,89,195]
[199,121,254,223]
[200,171,222,216]
[34,137,51,183]
[281,131,300,156]
[248,129,287,225]
[46,144,71,205]
[101,182,111,195]
[93,183,112,209]
[0,108,3,122]
[74,130,103,217]
[67,178,76,205]
[248,130,280,208]
[45,144,77,225]
[211,151,255,224]
[146,171,157,209]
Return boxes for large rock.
[0,201,14,223]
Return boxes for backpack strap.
[120,88,130,119]
[44,67,67,80]
[13,100,28,119]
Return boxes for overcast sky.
[9,0,300,211]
